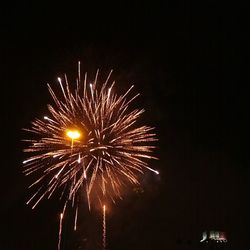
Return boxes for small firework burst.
[23,62,158,215]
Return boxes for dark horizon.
[1,2,248,250]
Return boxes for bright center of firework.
[66,130,81,140]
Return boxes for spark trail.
[103,205,106,250]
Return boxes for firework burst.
[23,62,158,218]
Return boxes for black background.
[1,2,249,250]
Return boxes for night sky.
[1,2,249,250]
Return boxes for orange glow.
[66,130,81,140]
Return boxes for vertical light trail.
[102,205,106,250]
[74,207,78,231]
[58,213,63,250]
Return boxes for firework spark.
[22,62,158,236]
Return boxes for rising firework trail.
[103,205,106,250]
[58,213,63,250]
[22,62,158,248]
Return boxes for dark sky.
[1,2,249,250]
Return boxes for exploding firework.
[22,62,158,231]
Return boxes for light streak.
[145,166,159,175]
[58,213,63,250]
[103,205,106,250]
[74,207,78,231]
